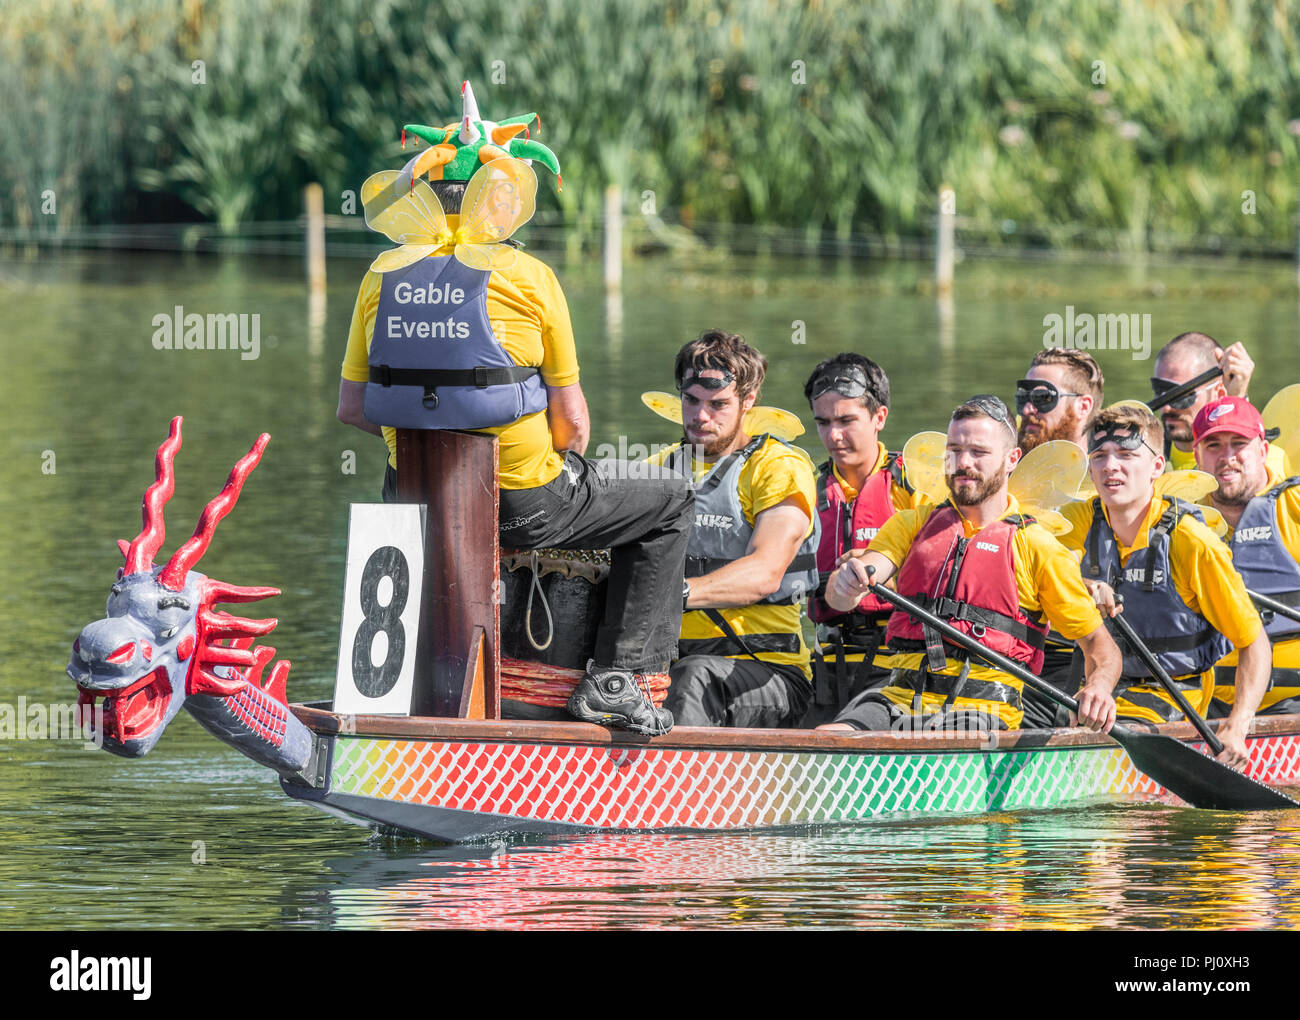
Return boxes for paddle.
[860,566,1297,810]
[1246,588,1300,626]
[1107,597,1224,755]
[1146,366,1222,412]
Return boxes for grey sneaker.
[566,660,674,736]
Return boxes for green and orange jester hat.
[398,80,561,187]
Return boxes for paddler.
[1013,348,1105,728]
[1193,396,1300,717]
[800,354,921,727]
[1151,332,1267,471]
[818,395,1121,735]
[646,330,821,728]
[1056,403,1270,766]
[1015,348,1104,454]
[337,82,691,736]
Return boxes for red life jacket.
[884,504,1048,673]
[810,454,906,624]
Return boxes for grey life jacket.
[1227,476,1300,641]
[666,434,821,607]
[1081,497,1232,680]
[364,255,546,430]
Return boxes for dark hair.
[803,353,891,413]
[1157,332,1221,373]
[674,329,767,399]
[430,180,467,215]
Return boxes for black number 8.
[351,546,410,697]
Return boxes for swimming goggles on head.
[1088,423,1159,457]
[810,365,871,401]
[1015,378,1083,414]
[966,394,1016,436]
[677,368,735,393]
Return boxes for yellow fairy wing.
[1197,505,1230,538]
[1154,469,1217,503]
[362,170,449,246]
[369,243,441,274]
[1262,383,1300,476]
[1075,473,1097,500]
[742,407,804,441]
[902,431,948,504]
[1009,441,1087,513]
[639,392,804,441]
[1018,504,1070,536]
[454,242,519,272]
[642,391,683,425]
[458,157,537,245]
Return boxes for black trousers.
[497,453,693,673]
[665,655,811,728]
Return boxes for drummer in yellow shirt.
[1056,402,1270,767]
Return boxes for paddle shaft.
[1146,366,1222,412]
[1247,588,1300,625]
[1107,604,1225,755]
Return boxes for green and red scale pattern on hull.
[325,730,1300,831]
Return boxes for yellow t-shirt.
[1200,463,1300,705]
[340,245,580,490]
[1057,495,1262,721]
[648,436,818,680]
[870,494,1104,728]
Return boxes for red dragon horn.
[158,433,270,591]
[123,417,183,575]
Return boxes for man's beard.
[683,418,744,459]
[946,465,1009,506]
[1162,411,1193,445]
[1018,405,1086,453]
[1214,470,1264,508]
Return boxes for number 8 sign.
[333,504,426,715]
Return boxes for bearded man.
[819,396,1121,735]
[1015,348,1104,454]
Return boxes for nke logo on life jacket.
[1236,525,1274,542]
[1124,566,1165,585]
[696,513,735,529]
[975,541,1000,553]
[855,527,880,542]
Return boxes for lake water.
[4,245,1300,931]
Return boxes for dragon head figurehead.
[68,418,288,758]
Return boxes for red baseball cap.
[1192,396,1266,445]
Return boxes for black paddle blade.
[1114,728,1299,810]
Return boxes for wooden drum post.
[395,429,500,720]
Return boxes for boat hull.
[281,706,1300,842]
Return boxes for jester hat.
[398,80,561,187]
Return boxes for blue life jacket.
[1081,497,1232,680]
[1227,476,1300,641]
[364,256,546,430]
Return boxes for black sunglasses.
[1015,379,1083,414]
[1149,376,1200,411]
[966,394,1016,436]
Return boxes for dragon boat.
[68,420,1300,843]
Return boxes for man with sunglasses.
[645,330,821,729]
[800,354,922,726]
[1056,403,1270,767]
[1015,348,1105,454]
[819,396,1121,736]
[1012,350,1105,728]
[1193,397,1300,719]
[1151,332,1259,472]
